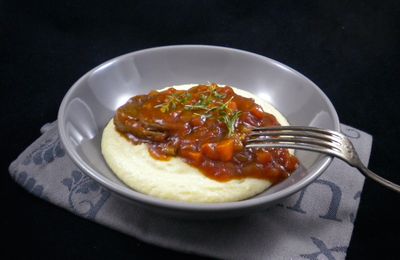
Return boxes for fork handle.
[357,164,400,193]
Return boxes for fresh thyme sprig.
[220,111,241,136]
[213,91,226,99]
[184,94,211,111]
[154,84,240,136]
[154,92,192,113]
[209,83,226,99]
[218,96,234,111]
[178,92,192,104]
[185,95,239,136]
[154,93,179,113]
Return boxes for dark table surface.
[2,1,399,259]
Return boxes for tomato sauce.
[114,84,299,183]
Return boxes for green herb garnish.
[219,111,241,136]
[154,84,240,136]
[178,92,192,104]
[218,96,234,111]
[154,93,181,113]
[209,83,226,99]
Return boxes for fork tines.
[246,126,345,156]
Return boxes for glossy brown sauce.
[114,84,299,183]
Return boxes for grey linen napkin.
[9,122,372,260]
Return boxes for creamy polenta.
[101,84,291,203]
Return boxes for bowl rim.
[58,44,340,212]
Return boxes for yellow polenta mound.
[101,84,289,203]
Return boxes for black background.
[2,0,399,259]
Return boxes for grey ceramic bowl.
[58,45,340,218]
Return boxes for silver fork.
[247,126,400,193]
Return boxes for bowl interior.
[58,45,339,214]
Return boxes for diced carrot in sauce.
[256,150,273,164]
[201,143,220,160]
[182,150,203,163]
[215,139,234,162]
